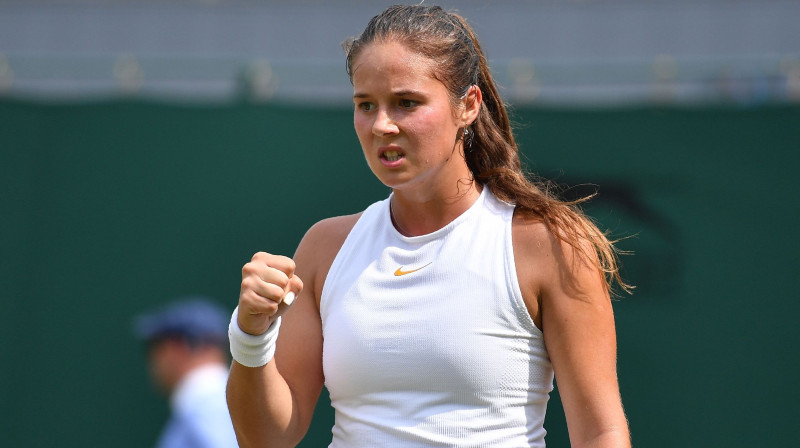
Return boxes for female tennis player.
[227,5,631,447]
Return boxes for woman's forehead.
[351,42,437,83]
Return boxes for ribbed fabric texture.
[321,189,554,447]
[228,308,281,368]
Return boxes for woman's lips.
[382,150,403,162]
[379,147,405,167]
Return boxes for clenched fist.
[238,252,303,335]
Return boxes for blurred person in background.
[134,297,239,448]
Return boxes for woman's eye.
[399,99,418,108]
[358,102,375,112]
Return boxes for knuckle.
[284,257,297,273]
[242,260,258,275]
[251,251,269,261]
[240,276,256,291]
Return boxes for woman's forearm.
[226,361,303,448]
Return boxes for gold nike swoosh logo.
[394,262,432,276]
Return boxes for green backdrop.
[1,99,798,447]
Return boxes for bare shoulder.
[296,213,361,262]
[512,209,609,327]
[511,210,555,327]
[512,210,553,250]
[293,213,362,305]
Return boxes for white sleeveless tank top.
[320,188,554,447]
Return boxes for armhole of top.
[505,206,543,335]
[318,201,383,315]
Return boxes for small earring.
[463,126,474,151]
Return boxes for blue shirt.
[156,364,238,448]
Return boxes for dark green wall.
[1,99,798,447]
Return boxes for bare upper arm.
[513,212,630,447]
[272,213,361,433]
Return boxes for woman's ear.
[460,85,482,126]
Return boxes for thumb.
[275,275,304,317]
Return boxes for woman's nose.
[372,108,399,136]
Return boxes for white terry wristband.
[229,306,281,368]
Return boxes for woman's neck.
[390,181,482,237]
